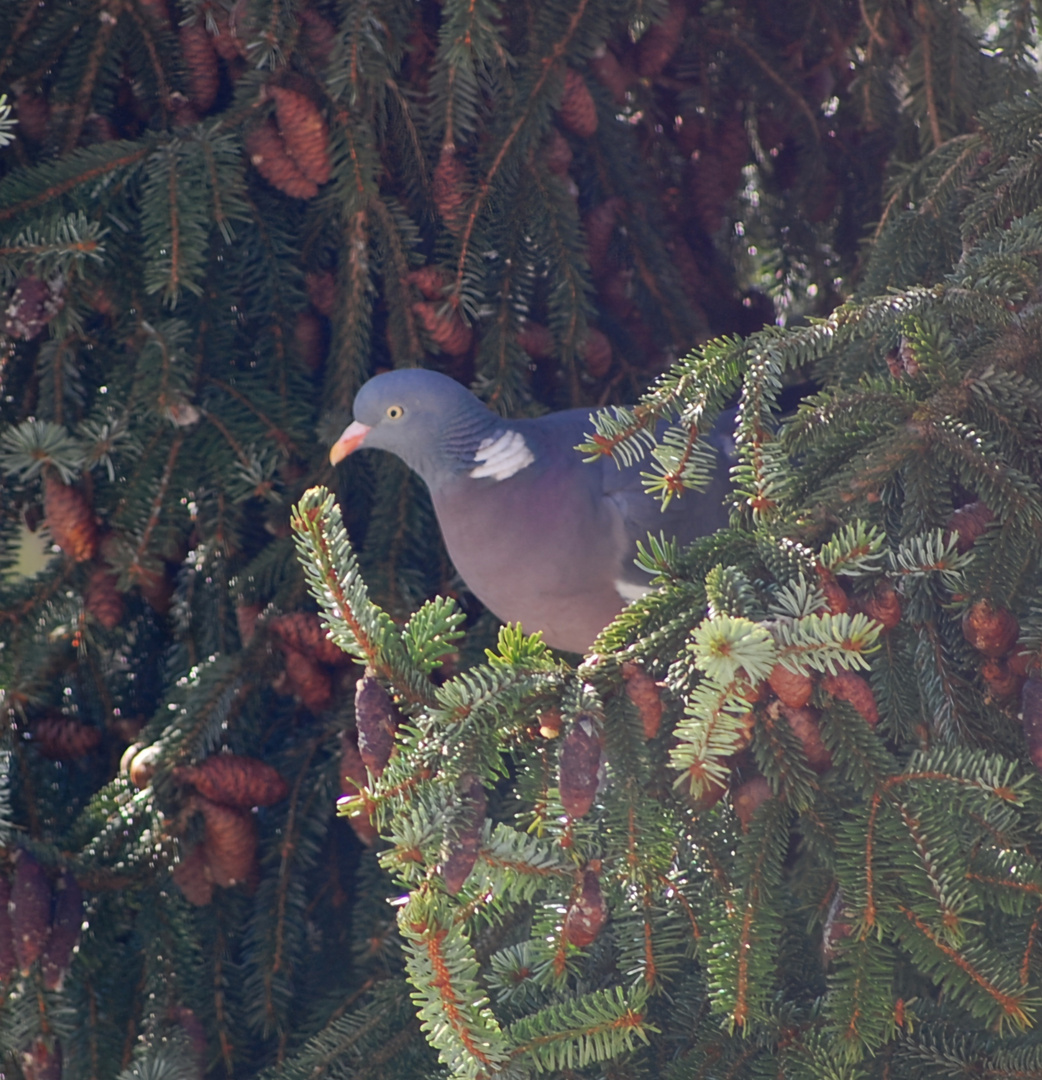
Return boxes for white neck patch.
[469,430,534,481]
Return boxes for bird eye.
[386,405,404,420]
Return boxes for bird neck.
[438,407,506,475]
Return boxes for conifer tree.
[2,2,1042,1078]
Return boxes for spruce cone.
[732,775,771,827]
[544,129,573,176]
[11,854,52,975]
[584,198,624,273]
[235,601,262,646]
[172,845,214,907]
[588,44,634,103]
[43,473,97,562]
[562,869,608,947]
[982,657,1023,702]
[440,776,487,896]
[516,321,555,361]
[30,713,102,760]
[0,876,17,984]
[179,24,219,112]
[40,872,83,992]
[636,0,686,78]
[433,144,468,234]
[771,700,831,773]
[84,565,123,629]
[962,600,1019,658]
[4,275,65,340]
[412,300,473,356]
[299,8,336,67]
[768,663,814,709]
[580,327,612,378]
[339,732,379,846]
[947,501,994,553]
[14,89,50,143]
[195,797,258,888]
[559,713,603,818]
[269,611,346,666]
[269,86,332,185]
[621,661,663,739]
[281,647,333,711]
[293,310,327,372]
[245,119,319,199]
[176,754,289,808]
[354,671,401,776]
[559,69,598,138]
[306,270,337,315]
[816,568,849,614]
[408,265,452,300]
[822,670,879,727]
[859,579,901,630]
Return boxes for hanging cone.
[339,732,379,846]
[269,85,332,184]
[245,119,319,199]
[212,0,247,61]
[176,754,289,808]
[620,662,663,739]
[822,670,879,727]
[732,774,771,827]
[768,663,814,709]
[947,501,994,553]
[43,473,96,562]
[354,671,401,776]
[30,713,102,760]
[440,776,487,896]
[982,657,1023,702]
[172,845,214,906]
[14,89,50,143]
[588,44,634,104]
[305,270,337,315]
[859,579,901,630]
[412,300,473,356]
[580,327,612,378]
[962,600,1019,658]
[281,646,333,711]
[11,853,52,975]
[559,713,602,818]
[407,265,452,300]
[179,24,219,113]
[84,565,123,629]
[583,198,624,276]
[40,872,84,991]
[562,869,608,947]
[196,797,258,888]
[293,310,327,371]
[544,129,573,176]
[269,611,347,666]
[235,601,262,646]
[559,69,597,138]
[636,0,686,78]
[516,321,555,361]
[4,275,65,340]
[770,700,831,773]
[299,8,336,67]
[433,144,468,234]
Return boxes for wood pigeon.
[330,369,734,652]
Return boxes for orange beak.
[329,421,372,465]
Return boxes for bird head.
[329,369,501,486]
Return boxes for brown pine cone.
[339,732,379,846]
[269,611,346,666]
[822,670,879,727]
[982,657,1023,702]
[299,8,336,67]
[354,671,401,776]
[236,601,262,646]
[562,869,608,947]
[516,321,556,361]
[768,663,814,709]
[588,44,634,104]
[544,129,574,176]
[30,714,102,760]
[293,310,327,372]
[621,661,663,739]
[281,646,333,711]
[196,797,258,888]
[859,579,901,630]
[580,327,612,378]
[176,754,288,808]
[440,776,487,896]
[43,473,96,562]
[269,85,332,185]
[4,275,65,340]
[172,845,214,906]
[306,270,337,315]
[179,24,219,112]
[433,144,469,234]
[559,69,598,138]
[245,120,319,199]
[407,265,452,300]
[732,774,771,827]
[947,501,994,553]
[583,198,624,276]
[412,301,473,356]
[962,600,1019,659]
[636,0,686,78]
[84,565,123,629]
[14,90,50,143]
[816,568,849,614]
[770,700,831,773]
[11,854,52,975]
[559,713,603,818]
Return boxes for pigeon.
[330,369,734,652]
